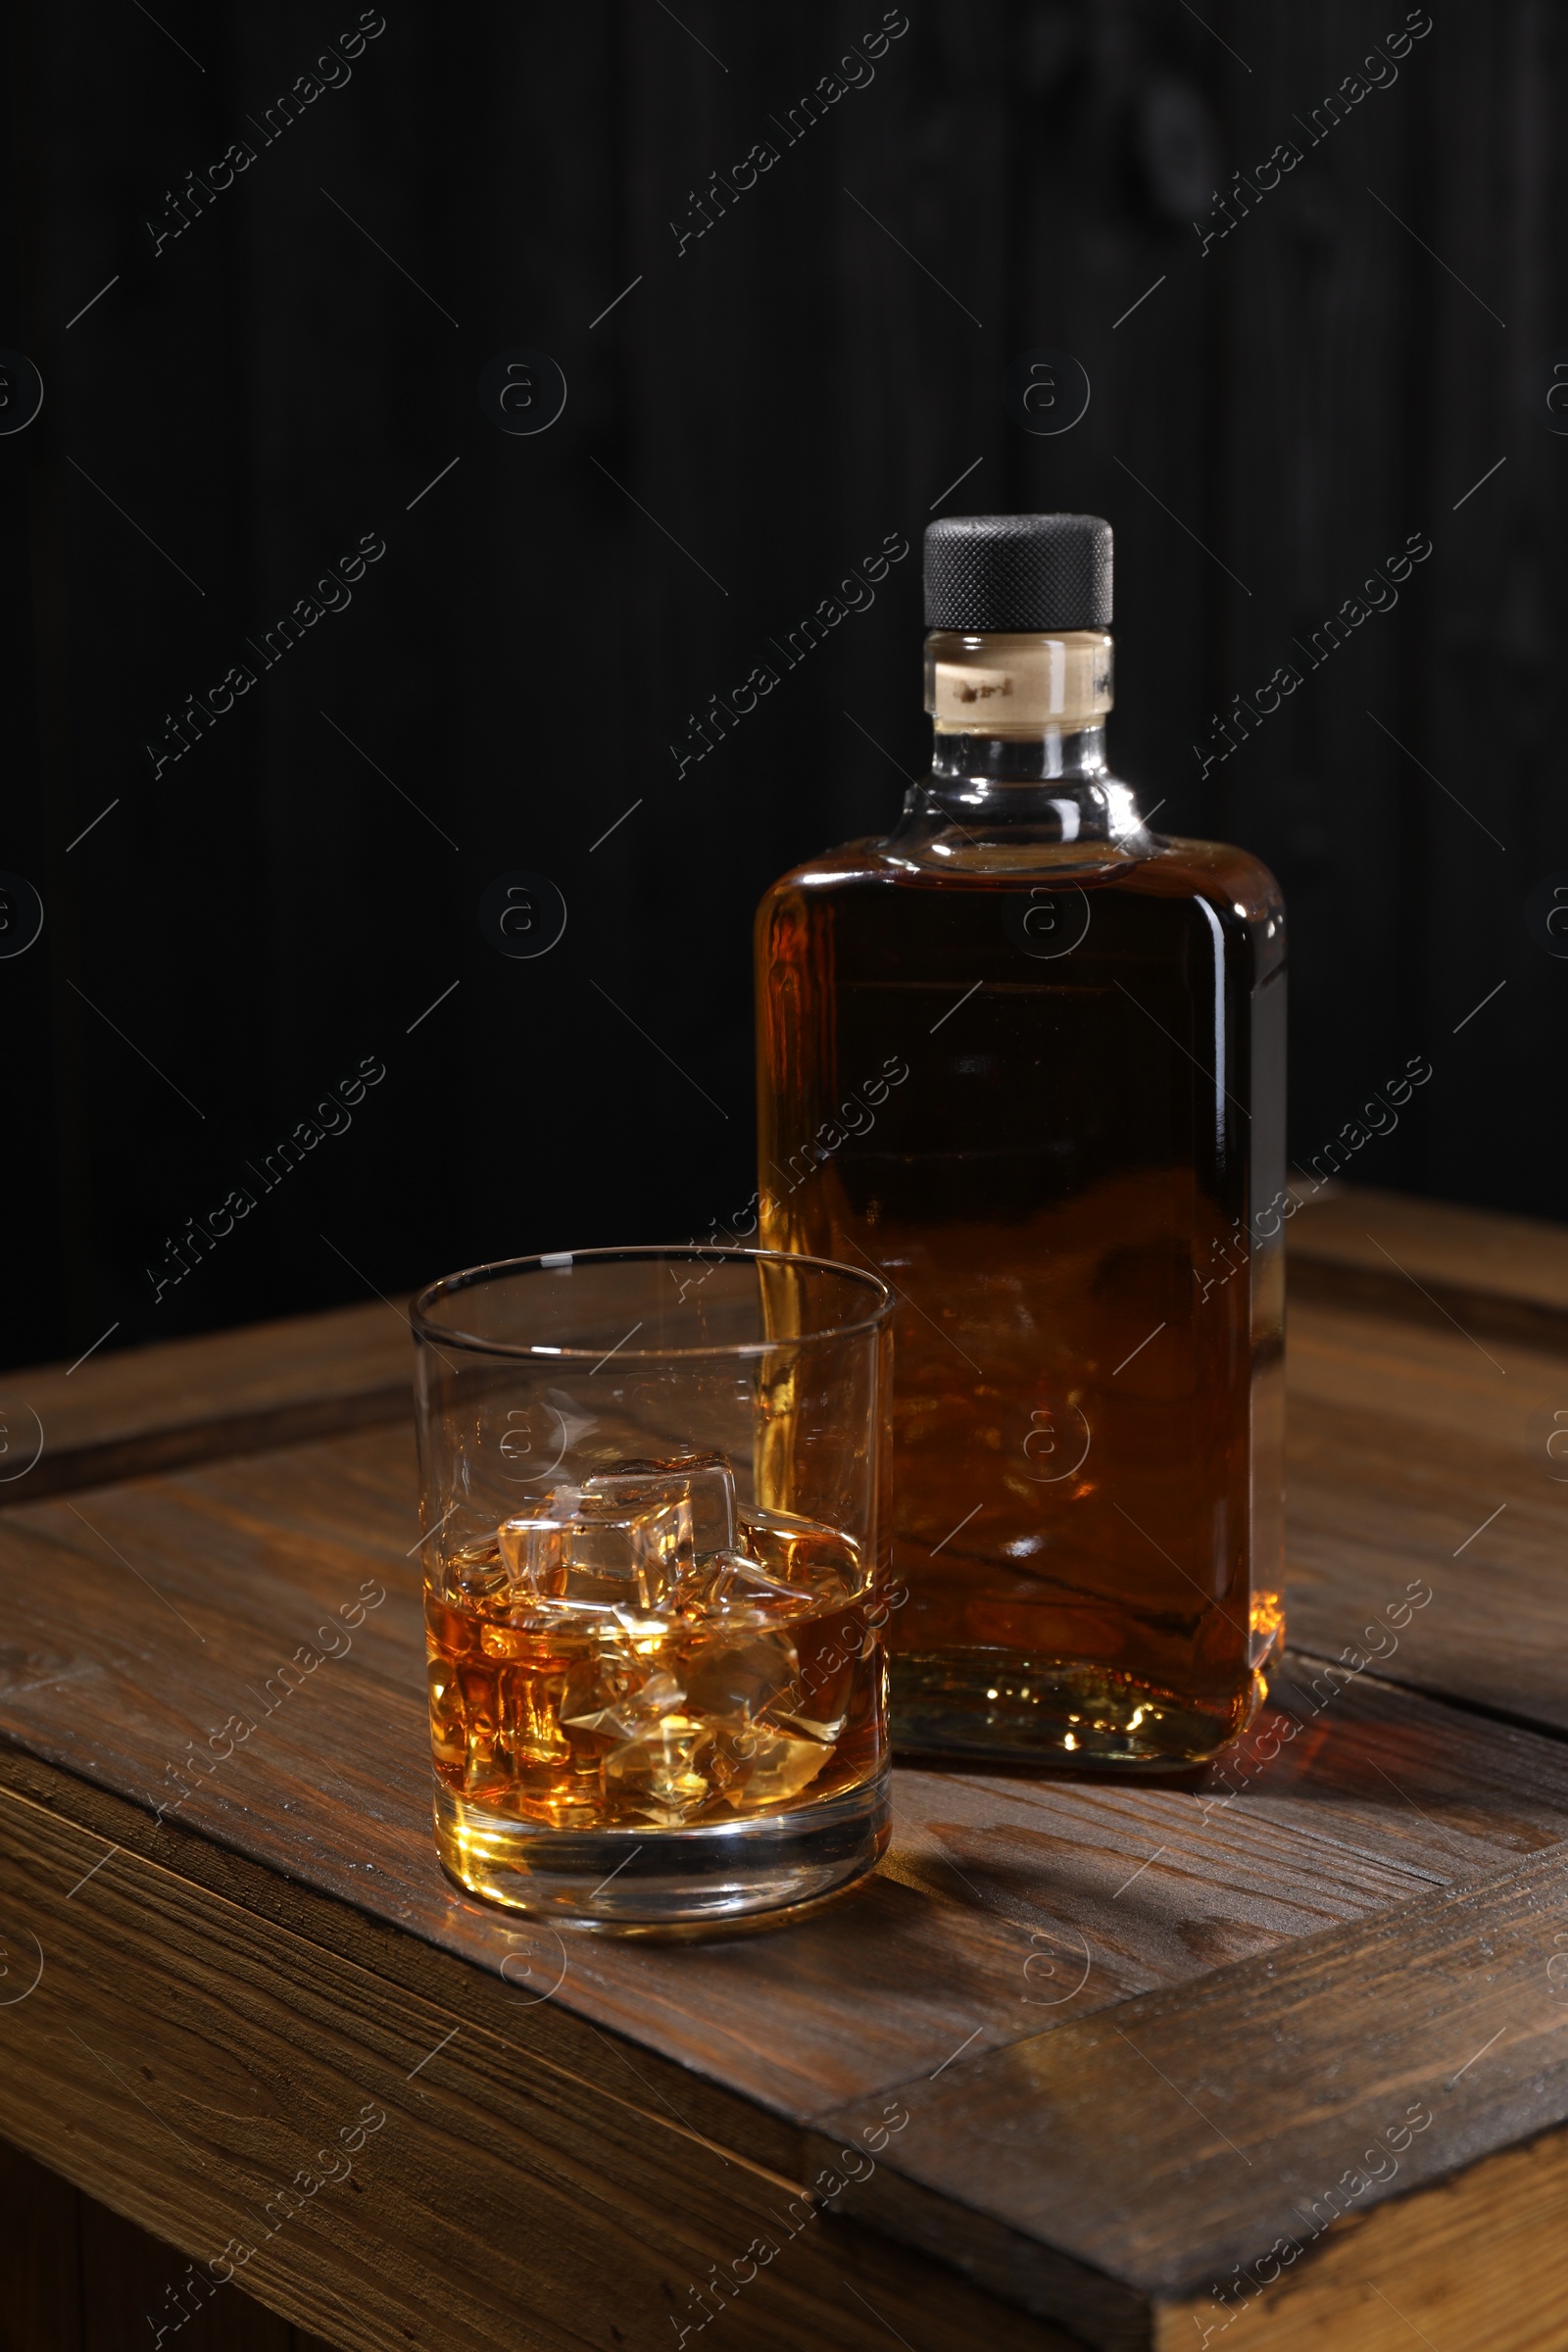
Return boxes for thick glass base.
[890,1651,1261,1768]
[434,1772,891,1934]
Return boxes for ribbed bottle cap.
[924,513,1113,632]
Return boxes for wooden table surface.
[2,1185,1567,2352]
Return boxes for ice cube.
[684,1627,800,1724]
[601,1716,711,1824]
[426,1660,468,1773]
[499,1489,693,1611]
[479,1619,545,1660]
[768,1708,849,1743]
[445,1533,510,1601]
[738,1506,863,1600]
[719,1728,833,1809]
[765,1638,854,1743]
[696,1552,809,1612]
[572,1494,692,1608]
[781,1612,866,1739]
[585,1451,737,1556]
[560,1659,686,1743]
[670,1550,743,1613]
[497,1510,574,1594]
[425,1591,482,1657]
[453,1660,503,1791]
[497,1660,572,1770]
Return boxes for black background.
[2,0,1563,1374]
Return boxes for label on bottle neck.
[926,630,1112,738]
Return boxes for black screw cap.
[924,513,1113,631]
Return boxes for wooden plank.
[1,1215,1567,2340]
[0,1770,1072,2352]
[893,1654,1568,2007]
[809,1843,1568,2335]
[2,1407,1568,2343]
[0,1298,413,1507]
[1217,1658,1568,1879]
[4,1175,1557,1514]
[1155,2129,1568,2348]
[1287,1298,1568,1734]
[2,1178,1555,1506]
[1290,1185,1568,1355]
[2,1417,1565,2132]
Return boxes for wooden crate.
[1,1187,1566,2351]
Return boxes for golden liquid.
[756,834,1286,1766]
[425,1509,884,1830]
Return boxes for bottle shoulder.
[760,840,892,894]
[760,832,1283,916]
[756,832,1286,984]
[1130,836,1285,925]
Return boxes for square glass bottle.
[755,514,1286,1768]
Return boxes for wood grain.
[2,1400,1568,2343]
[2,1214,1568,2343]
[0,1772,1073,2352]
[1290,1186,1568,1356]
[1287,1298,1568,1733]
[810,1843,1568,2320]
[2,1172,1555,1508]
[0,1298,413,1507]
[1155,2127,1568,2349]
[2,1415,1565,2133]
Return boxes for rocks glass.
[411,1248,893,1932]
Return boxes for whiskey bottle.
[755,513,1286,1767]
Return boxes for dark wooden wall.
[1,0,1563,1373]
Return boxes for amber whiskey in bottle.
[755,514,1286,1768]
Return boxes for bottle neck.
[923,725,1138,842]
[889,627,1146,862]
[932,721,1109,784]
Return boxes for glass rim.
[410,1244,894,1362]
